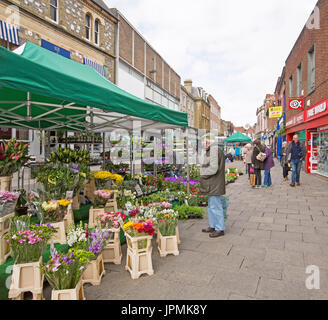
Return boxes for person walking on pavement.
[287,135,306,187]
[280,141,290,181]
[251,139,266,189]
[200,134,226,238]
[243,143,253,179]
[235,145,241,160]
[263,144,275,188]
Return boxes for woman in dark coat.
[280,141,289,181]
[251,139,266,189]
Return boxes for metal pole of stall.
[186,128,190,198]
[102,132,106,170]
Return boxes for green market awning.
[0,42,188,131]
[225,131,252,143]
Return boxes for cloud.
[106,0,318,126]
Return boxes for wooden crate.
[0,233,11,265]
[125,233,154,280]
[157,231,179,258]
[63,204,74,232]
[82,253,106,286]
[104,191,118,213]
[0,212,14,237]
[0,175,12,191]
[176,226,181,245]
[51,279,85,300]
[84,179,96,203]
[72,194,80,210]
[102,229,122,264]
[49,221,66,245]
[8,257,43,300]
[88,207,105,228]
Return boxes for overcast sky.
[106,0,318,127]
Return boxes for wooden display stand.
[157,231,179,257]
[176,226,181,244]
[63,204,74,232]
[125,233,154,280]
[0,233,11,265]
[104,191,118,213]
[8,258,43,300]
[72,194,80,210]
[49,221,66,245]
[82,253,105,286]
[0,212,15,236]
[88,207,105,228]
[84,180,96,203]
[51,279,85,300]
[102,229,122,264]
[0,175,12,191]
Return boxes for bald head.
[293,135,299,143]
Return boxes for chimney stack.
[184,79,192,94]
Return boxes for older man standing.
[200,134,226,238]
[287,135,306,187]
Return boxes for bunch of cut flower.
[42,244,94,291]
[40,199,70,223]
[93,189,113,208]
[0,191,19,218]
[6,215,57,264]
[67,222,111,259]
[157,209,179,237]
[147,201,172,210]
[139,206,158,222]
[96,211,120,230]
[92,171,124,189]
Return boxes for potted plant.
[42,246,94,300]
[0,138,31,191]
[6,216,56,299]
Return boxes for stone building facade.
[0,0,117,81]
[208,94,221,133]
[183,80,210,131]
[180,85,195,128]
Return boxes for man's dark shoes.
[296,182,301,186]
[290,183,295,187]
[202,227,215,233]
[209,231,225,238]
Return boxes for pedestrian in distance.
[200,134,226,238]
[243,143,253,179]
[235,145,241,160]
[262,144,275,188]
[280,141,290,181]
[251,139,266,189]
[287,135,306,187]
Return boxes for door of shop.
[309,132,319,174]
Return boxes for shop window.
[94,20,100,45]
[16,129,29,141]
[85,14,91,40]
[289,75,293,97]
[50,0,58,23]
[308,46,316,93]
[297,63,303,97]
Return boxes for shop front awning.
[0,20,20,45]
[225,131,252,143]
[0,42,188,132]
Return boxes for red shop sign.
[304,99,328,122]
[288,97,304,111]
[285,112,304,129]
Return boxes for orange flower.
[133,223,144,230]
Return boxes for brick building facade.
[112,10,181,111]
[282,0,328,176]
[208,94,221,133]
[180,85,195,128]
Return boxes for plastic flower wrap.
[41,200,70,223]
[41,248,94,290]
[93,189,112,208]
[157,209,179,237]
[6,217,57,264]
[0,191,19,218]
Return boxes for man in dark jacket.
[287,135,306,187]
[200,134,226,238]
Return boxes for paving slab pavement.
[81,160,328,300]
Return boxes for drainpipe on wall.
[114,16,120,85]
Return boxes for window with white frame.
[308,45,315,93]
[85,14,91,40]
[94,20,100,45]
[297,63,303,97]
[50,0,58,22]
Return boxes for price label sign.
[117,215,124,228]
[125,202,133,211]
[135,184,143,196]
[185,199,189,206]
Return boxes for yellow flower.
[104,189,113,194]
[80,172,86,178]
[48,177,56,185]
[112,174,124,184]
[58,199,70,207]
[123,221,134,231]
[93,171,113,180]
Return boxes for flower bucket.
[88,206,105,228]
[72,194,80,210]
[51,278,85,300]
[157,231,179,258]
[82,253,105,286]
[0,176,12,191]
[102,229,122,264]
[48,221,66,245]
[8,257,43,300]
